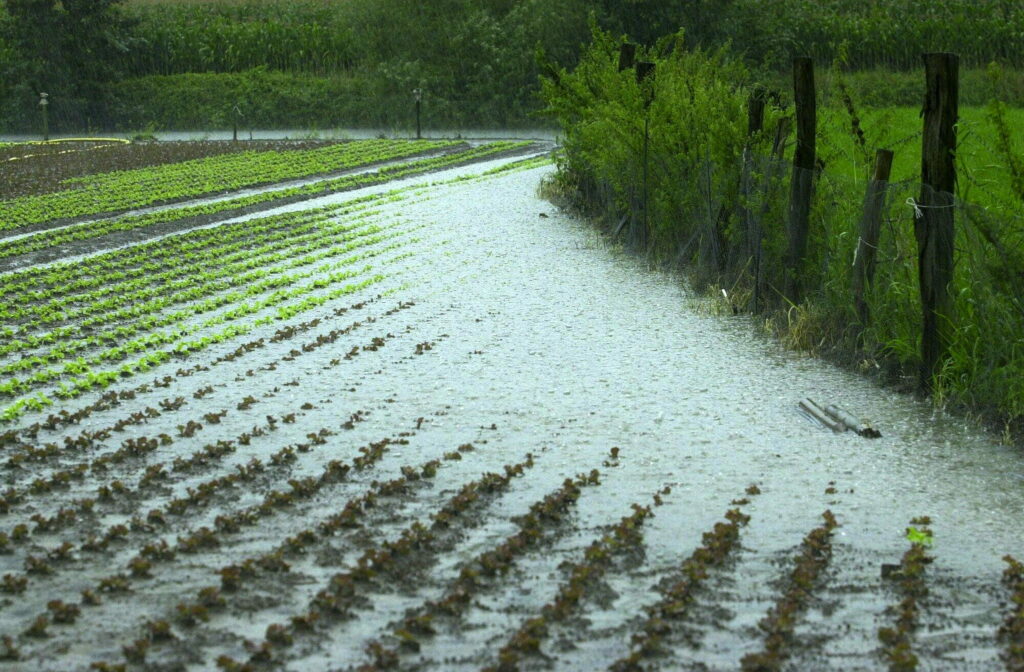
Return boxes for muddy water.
[317,163,1023,669]
[2,157,1021,671]
[261,162,1023,669]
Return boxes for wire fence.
[572,119,1024,420]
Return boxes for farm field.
[0,141,1022,671]
[0,139,416,200]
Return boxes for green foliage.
[905,527,934,547]
[548,27,1024,430]
[6,0,1024,132]
[542,27,755,265]
[741,0,1024,70]
[0,0,139,131]
[124,0,355,75]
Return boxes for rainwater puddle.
[1,159,1019,671]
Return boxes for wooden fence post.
[635,61,655,250]
[852,148,894,331]
[744,88,766,310]
[748,87,766,136]
[618,43,636,72]
[785,57,816,304]
[918,52,958,390]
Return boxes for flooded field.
[0,151,1021,671]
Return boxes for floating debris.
[798,398,881,438]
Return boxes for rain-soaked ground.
[0,154,1022,671]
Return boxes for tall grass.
[543,27,1024,433]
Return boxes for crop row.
[877,517,934,671]
[213,453,536,670]
[1002,555,1024,669]
[0,139,456,232]
[0,140,340,201]
[0,303,418,517]
[0,223,420,422]
[359,471,599,670]
[0,140,532,261]
[0,295,401,452]
[740,510,839,670]
[0,211,397,359]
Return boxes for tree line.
[2,0,1022,132]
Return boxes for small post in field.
[852,148,894,331]
[918,52,958,390]
[413,88,422,140]
[232,105,242,142]
[784,57,816,304]
[39,92,49,141]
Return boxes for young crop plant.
[1001,554,1024,669]
[877,517,934,671]
[47,600,81,624]
[23,615,50,638]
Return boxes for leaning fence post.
[918,52,958,390]
[744,87,766,311]
[852,148,894,331]
[785,57,816,304]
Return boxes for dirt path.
[1,158,1021,671]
